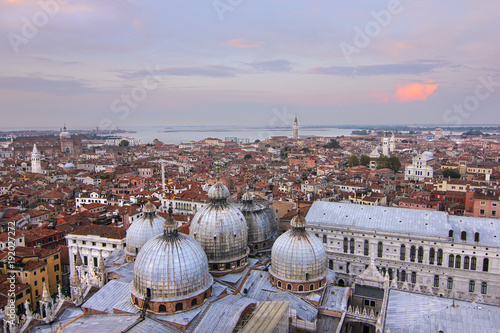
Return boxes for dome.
[270,213,327,293]
[59,126,71,139]
[132,229,213,312]
[207,181,230,200]
[190,181,249,275]
[125,202,165,260]
[422,151,434,159]
[63,162,75,170]
[234,191,273,253]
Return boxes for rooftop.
[385,290,500,333]
[306,201,500,247]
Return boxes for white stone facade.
[405,153,434,181]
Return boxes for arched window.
[191,298,197,306]
[278,281,282,288]
[287,284,292,290]
[350,238,355,254]
[461,231,467,241]
[448,230,454,238]
[417,246,424,263]
[323,235,327,244]
[429,248,435,264]
[175,303,183,311]
[434,275,439,288]
[329,259,333,270]
[378,241,383,258]
[401,270,406,282]
[481,282,487,294]
[364,240,369,256]
[410,246,416,262]
[343,238,348,253]
[305,273,309,281]
[310,284,314,290]
[448,254,455,268]
[483,258,489,272]
[400,244,406,261]
[464,256,470,269]
[146,288,152,298]
[225,263,231,270]
[447,277,453,290]
[437,249,443,266]
[159,304,167,312]
[469,280,475,293]
[471,257,477,270]
[388,268,393,280]
[411,272,417,284]
[134,297,138,305]
[455,255,461,269]
[474,232,480,242]
[298,285,304,292]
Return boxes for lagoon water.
[115,125,355,145]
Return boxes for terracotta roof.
[11,246,59,259]
[15,228,64,244]
[69,224,126,240]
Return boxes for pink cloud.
[224,39,265,48]
[395,81,438,102]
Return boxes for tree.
[347,155,360,167]
[323,139,341,149]
[360,155,370,167]
[119,139,129,147]
[388,156,402,172]
[301,147,310,153]
[376,155,390,169]
[244,154,252,160]
[443,169,461,179]
[254,139,261,143]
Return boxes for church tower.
[292,114,299,140]
[31,144,42,174]
[389,133,396,152]
[381,136,389,156]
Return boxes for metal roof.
[82,279,132,314]
[239,270,318,322]
[192,295,257,333]
[385,290,500,333]
[240,301,290,333]
[306,201,500,247]
[62,314,180,333]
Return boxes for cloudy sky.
[1,0,500,129]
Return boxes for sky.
[1,0,500,129]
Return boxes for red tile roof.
[69,224,126,240]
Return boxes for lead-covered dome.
[131,209,213,313]
[270,210,327,293]
[190,181,249,275]
[234,190,272,254]
[125,201,165,261]
[207,181,230,200]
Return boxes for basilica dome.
[131,209,213,313]
[234,190,272,254]
[269,210,327,293]
[125,201,165,261]
[189,181,249,275]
